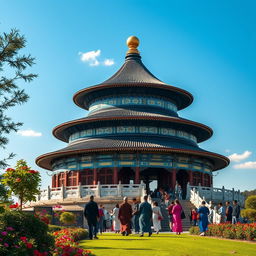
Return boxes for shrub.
[59,211,76,225]
[241,208,256,222]
[48,224,65,232]
[52,228,92,256]
[0,210,54,255]
[189,223,256,241]
[245,195,256,210]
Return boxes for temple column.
[201,173,204,186]
[64,172,68,187]
[93,168,97,185]
[113,167,118,184]
[135,167,140,184]
[77,171,81,185]
[56,174,59,188]
[52,175,55,188]
[171,169,177,189]
[188,170,193,185]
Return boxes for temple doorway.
[118,167,135,184]
[176,169,189,199]
[140,168,169,194]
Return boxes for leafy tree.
[0,29,37,169]
[241,195,256,221]
[1,159,41,209]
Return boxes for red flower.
[16,178,21,182]
[9,202,19,208]
[28,170,38,174]
[26,242,33,248]
[6,168,15,172]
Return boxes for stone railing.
[37,181,146,202]
[189,187,221,224]
[186,183,245,206]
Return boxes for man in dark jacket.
[225,201,233,223]
[232,200,240,224]
[84,195,99,239]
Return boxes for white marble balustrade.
[37,181,146,202]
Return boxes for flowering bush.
[189,223,256,241]
[35,209,52,224]
[1,160,41,209]
[0,210,54,255]
[52,228,92,256]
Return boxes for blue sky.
[1,0,256,191]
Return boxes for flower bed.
[189,223,256,241]
[53,228,93,256]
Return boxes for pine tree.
[0,29,37,169]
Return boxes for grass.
[80,233,256,256]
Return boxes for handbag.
[181,210,186,219]
[158,215,163,221]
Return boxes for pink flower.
[6,227,14,231]
[1,231,7,236]
[4,243,9,247]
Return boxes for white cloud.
[234,161,256,169]
[79,50,101,66]
[228,150,252,162]
[103,59,114,66]
[79,50,114,67]
[17,129,42,137]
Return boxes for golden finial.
[126,36,140,54]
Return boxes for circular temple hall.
[36,36,230,199]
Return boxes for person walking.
[139,195,153,237]
[178,185,183,200]
[232,200,240,224]
[98,204,105,234]
[167,201,174,231]
[171,199,183,235]
[84,195,99,240]
[191,208,198,226]
[218,203,225,223]
[198,201,210,236]
[132,198,140,234]
[225,201,233,223]
[111,204,121,233]
[118,197,133,236]
[152,201,162,234]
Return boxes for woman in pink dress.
[171,199,183,235]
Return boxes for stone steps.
[151,198,194,232]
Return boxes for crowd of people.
[83,194,241,239]
[189,200,241,236]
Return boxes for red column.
[52,175,56,188]
[201,173,204,186]
[135,167,140,184]
[189,170,193,185]
[171,169,176,189]
[113,167,118,184]
[56,174,59,188]
[93,168,97,185]
[77,171,81,185]
[64,172,68,187]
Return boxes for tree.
[1,159,41,209]
[241,195,256,221]
[59,212,76,225]
[0,29,37,169]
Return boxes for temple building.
[36,36,230,201]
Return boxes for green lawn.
[80,233,256,256]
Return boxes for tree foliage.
[245,195,256,210]
[1,159,41,209]
[59,212,76,225]
[0,29,37,169]
[241,195,256,221]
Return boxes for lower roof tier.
[36,135,229,171]
[53,111,213,143]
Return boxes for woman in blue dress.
[198,201,210,236]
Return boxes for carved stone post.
[186,182,190,200]
[47,186,51,200]
[222,186,225,202]
[78,182,82,198]
[96,181,100,197]
[118,180,122,197]
[61,184,65,199]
